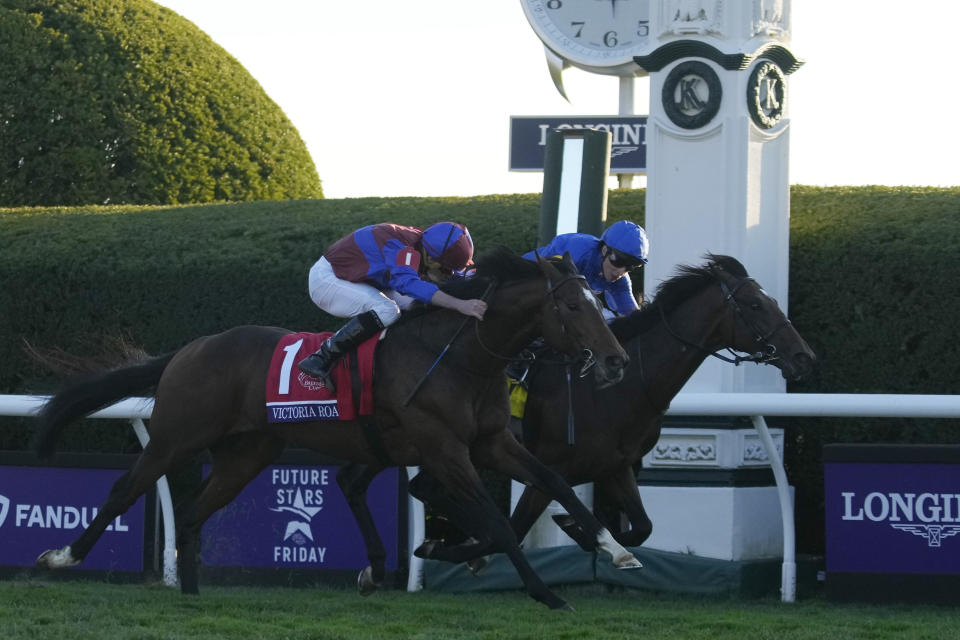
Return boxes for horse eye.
[750,302,762,311]
[566,302,579,312]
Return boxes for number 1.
[278,339,304,395]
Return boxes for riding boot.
[297,311,384,390]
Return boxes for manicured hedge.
[2,186,958,555]
[0,0,322,206]
[779,185,960,552]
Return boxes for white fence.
[3,392,960,601]
[0,395,175,587]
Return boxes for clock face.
[521,0,651,72]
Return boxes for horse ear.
[561,252,577,274]
[536,251,561,280]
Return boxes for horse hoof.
[356,566,381,597]
[466,556,488,576]
[413,540,436,559]
[36,546,80,569]
[614,553,643,570]
[546,598,574,612]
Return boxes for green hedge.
[2,186,959,555]
[779,185,960,552]
[0,0,322,205]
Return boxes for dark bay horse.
[32,248,637,611]
[386,254,816,566]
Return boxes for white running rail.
[4,392,960,600]
[0,395,175,587]
[406,393,960,602]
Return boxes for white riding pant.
[308,257,414,327]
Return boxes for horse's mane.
[443,245,558,298]
[609,254,747,342]
[398,246,566,322]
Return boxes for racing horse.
[32,248,636,611]
[359,254,816,567]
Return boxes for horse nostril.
[607,355,627,372]
[793,352,814,377]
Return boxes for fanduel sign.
[509,116,647,173]
[0,465,145,571]
[201,464,399,569]
[825,462,960,574]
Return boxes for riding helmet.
[601,220,649,266]
[422,222,474,270]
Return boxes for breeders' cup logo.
[0,495,9,528]
[297,371,327,392]
[842,491,960,548]
[268,468,329,564]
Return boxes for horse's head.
[536,252,628,388]
[707,256,816,381]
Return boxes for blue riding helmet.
[601,220,649,266]
[422,222,475,271]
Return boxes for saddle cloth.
[265,331,379,423]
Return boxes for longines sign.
[825,460,960,574]
[509,116,647,174]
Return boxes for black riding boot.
[297,311,384,390]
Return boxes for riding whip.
[403,279,497,406]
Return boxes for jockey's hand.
[457,300,487,320]
[458,298,487,320]
[429,290,486,319]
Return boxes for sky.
[156,1,960,200]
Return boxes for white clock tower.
[635,1,801,394]
[516,1,806,589]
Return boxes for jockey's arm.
[430,290,487,320]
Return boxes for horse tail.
[33,351,177,459]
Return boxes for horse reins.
[657,270,792,366]
[402,278,498,406]
[472,272,598,378]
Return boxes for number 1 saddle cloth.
[264,331,380,423]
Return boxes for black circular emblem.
[747,60,786,129]
[661,60,722,130]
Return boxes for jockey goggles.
[607,249,645,270]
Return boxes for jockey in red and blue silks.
[525,220,650,320]
[298,221,486,387]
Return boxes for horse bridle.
[658,269,792,366]
[473,272,598,377]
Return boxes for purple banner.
[201,465,399,569]
[825,462,960,574]
[0,465,145,571]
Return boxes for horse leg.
[336,462,388,596]
[422,451,572,611]
[37,439,183,569]
[461,484,563,575]
[472,430,641,570]
[599,467,653,547]
[174,432,285,594]
[412,476,556,566]
[408,470,495,564]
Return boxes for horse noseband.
[718,274,791,365]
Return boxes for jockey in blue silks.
[524,220,650,320]
[298,221,486,387]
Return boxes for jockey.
[524,220,649,320]
[298,222,487,386]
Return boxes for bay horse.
[32,248,637,611]
[364,254,816,567]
